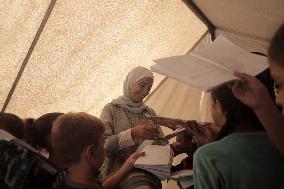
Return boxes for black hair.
[268,23,284,64]
[0,112,24,139]
[212,68,275,140]
[25,112,63,151]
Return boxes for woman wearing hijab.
[100,66,164,188]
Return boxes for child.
[52,112,144,189]
[231,23,284,156]
[52,112,105,189]
[193,69,284,189]
[24,112,63,164]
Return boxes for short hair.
[268,23,284,64]
[0,112,24,139]
[24,112,63,150]
[51,112,105,166]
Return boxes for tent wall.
[146,32,212,121]
[0,0,50,109]
[215,29,269,55]
[1,1,206,118]
[193,0,284,52]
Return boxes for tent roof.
[147,0,284,120]
[1,0,284,120]
[192,0,284,53]
[1,1,206,118]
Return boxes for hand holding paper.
[151,36,268,91]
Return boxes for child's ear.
[85,145,101,169]
[85,145,96,160]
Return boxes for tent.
[1,0,284,121]
[1,1,284,188]
[147,0,284,122]
[1,0,207,119]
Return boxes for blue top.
[193,132,284,189]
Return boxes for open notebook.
[134,144,173,180]
[151,36,268,91]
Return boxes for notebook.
[134,144,173,180]
[151,36,268,91]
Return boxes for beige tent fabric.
[215,29,270,55]
[146,32,212,121]
[199,91,213,122]
[194,0,284,51]
[2,1,206,118]
[0,0,50,108]
[146,77,202,120]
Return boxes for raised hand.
[231,71,271,110]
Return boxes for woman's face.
[269,60,284,114]
[130,77,153,102]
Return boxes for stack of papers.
[170,170,194,189]
[134,144,173,180]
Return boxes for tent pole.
[183,0,216,41]
[1,0,57,112]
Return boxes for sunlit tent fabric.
[2,0,283,120]
[0,0,206,118]
[147,0,284,122]
[195,0,284,53]
[2,0,283,121]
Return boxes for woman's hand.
[231,71,271,110]
[131,120,160,140]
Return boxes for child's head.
[24,112,63,152]
[51,112,105,170]
[0,112,24,139]
[211,69,275,139]
[268,23,284,110]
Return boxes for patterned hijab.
[111,66,154,113]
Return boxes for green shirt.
[193,132,284,189]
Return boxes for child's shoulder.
[194,136,236,160]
